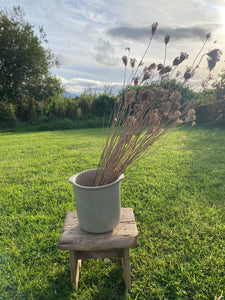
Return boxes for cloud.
[94,38,119,66]
[107,23,223,41]
[57,76,123,94]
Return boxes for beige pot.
[69,169,124,233]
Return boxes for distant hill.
[64,91,81,98]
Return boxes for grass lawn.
[0,127,225,299]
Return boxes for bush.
[0,101,17,127]
[91,94,115,116]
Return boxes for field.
[0,127,225,299]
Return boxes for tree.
[0,6,64,107]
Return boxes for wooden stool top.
[58,208,138,251]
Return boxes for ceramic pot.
[69,169,124,233]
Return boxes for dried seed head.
[185,109,196,122]
[171,101,181,111]
[130,57,137,68]
[125,47,130,52]
[133,77,139,86]
[134,104,139,113]
[147,63,156,71]
[151,22,158,36]
[157,63,164,70]
[142,70,151,82]
[164,35,170,45]
[184,68,193,81]
[207,49,222,60]
[170,91,181,102]
[206,49,222,71]
[122,55,128,66]
[149,109,160,124]
[173,110,182,119]
[159,66,172,75]
[154,87,168,102]
[160,102,171,113]
[125,90,136,103]
[138,89,154,102]
[206,33,211,40]
[173,56,180,66]
[176,119,184,125]
[179,52,189,63]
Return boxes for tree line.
[0,7,224,129]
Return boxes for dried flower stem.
[93,24,222,186]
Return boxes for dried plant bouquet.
[93,22,222,186]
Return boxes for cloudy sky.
[1,0,225,94]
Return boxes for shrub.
[0,101,17,127]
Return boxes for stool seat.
[58,208,139,290]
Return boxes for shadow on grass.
[31,259,127,300]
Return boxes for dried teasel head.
[153,87,168,103]
[173,110,182,120]
[130,57,137,68]
[173,56,180,66]
[171,100,181,111]
[157,63,164,71]
[151,22,158,36]
[142,70,151,82]
[138,89,154,102]
[147,63,156,71]
[179,52,189,63]
[172,52,188,66]
[125,90,136,103]
[184,67,193,81]
[159,66,172,75]
[206,32,211,40]
[122,55,128,66]
[160,102,171,115]
[164,35,170,45]
[169,91,181,102]
[206,49,222,71]
[133,77,139,86]
[185,109,196,123]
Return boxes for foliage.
[0,101,17,127]
[0,6,64,121]
[91,93,116,117]
[0,128,225,299]
[211,70,225,123]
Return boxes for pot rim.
[69,168,124,190]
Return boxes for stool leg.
[69,250,81,290]
[122,248,131,290]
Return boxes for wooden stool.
[58,208,139,291]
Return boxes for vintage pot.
[69,169,124,233]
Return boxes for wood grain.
[58,208,139,251]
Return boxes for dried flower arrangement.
[93,22,222,186]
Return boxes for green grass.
[0,127,225,299]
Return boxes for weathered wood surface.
[76,248,123,259]
[122,248,131,290]
[58,208,138,251]
[69,251,82,290]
